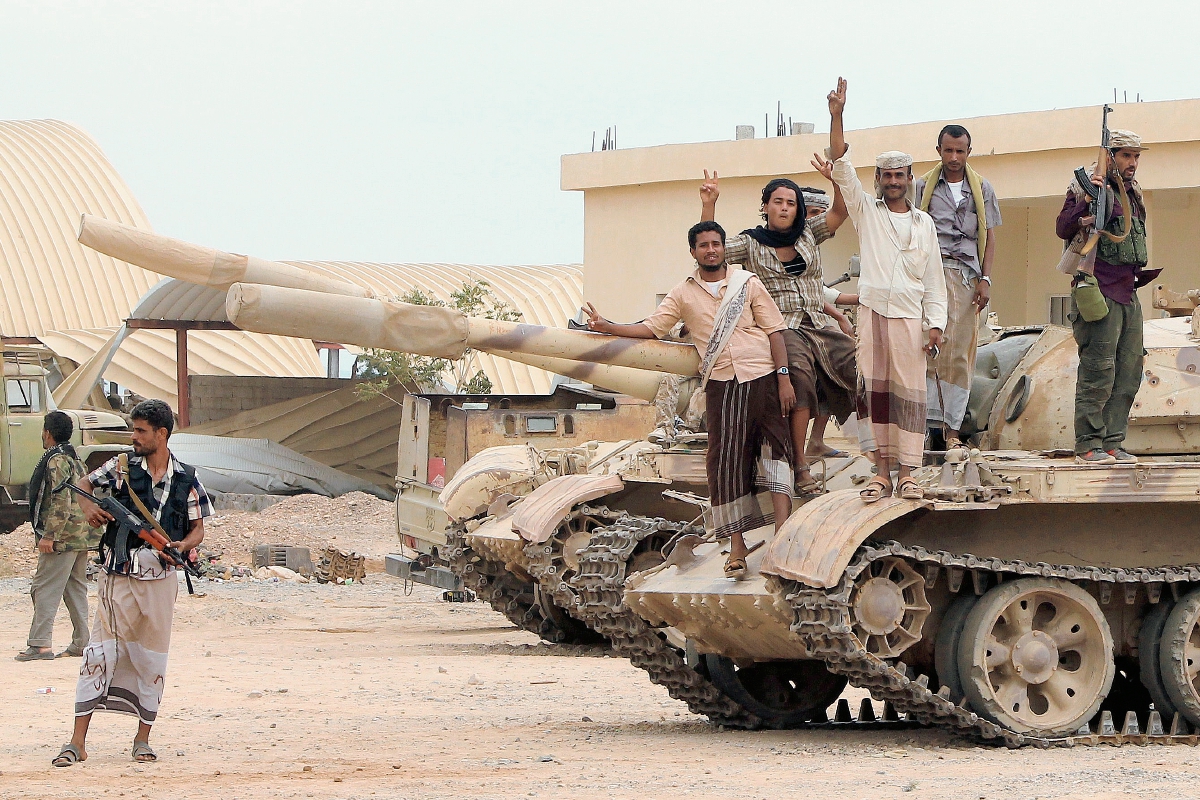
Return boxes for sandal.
[722,540,765,580]
[15,646,54,662]
[53,742,84,767]
[806,446,849,459]
[57,646,85,659]
[132,740,157,762]
[858,476,892,503]
[795,474,820,497]
[897,476,924,501]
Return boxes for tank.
[81,222,1200,745]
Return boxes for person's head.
[688,221,726,272]
[759,178,806,232]
[874,151,914,203]
[800,187,830,219]
[129,399,174,457]
[1108,129,1145,181]
[936,125,972,175]
[42,410,73,449]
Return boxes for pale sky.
[3,0,1198,266]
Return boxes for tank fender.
[760,491,923,588]
[511,474,624,544]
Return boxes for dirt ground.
[2,495,1200,799]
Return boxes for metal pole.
[176,327,190,428]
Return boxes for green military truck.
[0,343,130,531]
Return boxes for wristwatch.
[980,275,992,284]
[777,366,790,376]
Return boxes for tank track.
[446,523,591,644]
[778,539,1200,748]
[567,513,765,730]
[523,504,620,623]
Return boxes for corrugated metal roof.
[40,326,322,408]
[130,278,229,323]
[0,120,159,336]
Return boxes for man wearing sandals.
[15,412,99,663]
[913,124,1002,451]
[1055,130,1155,465]
[53,399,211,767]
[825,78,947,502]
[584,221,795,579]
[698,172,858,497]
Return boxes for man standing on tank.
[583,221,796,580]
[1056,130,1156,465]
[914,125,1002,450]
[825,77,947,502]
[697,170,858,497]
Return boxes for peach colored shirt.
[643,267,787,383]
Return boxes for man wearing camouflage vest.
[15,411,99,662]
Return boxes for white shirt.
[700,279,726,298]
[830,146,948,330]
[946,180,965,206]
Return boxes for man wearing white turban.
[822,77,947,502]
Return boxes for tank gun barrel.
[226,282,698,397]
[78,215,373,298]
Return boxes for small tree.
[354,279,522,401]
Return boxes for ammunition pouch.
[1072,274,1110,323]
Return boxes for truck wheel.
[957,577,1114,738]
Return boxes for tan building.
[563,99,1200,328]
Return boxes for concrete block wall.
[187,375,352,426]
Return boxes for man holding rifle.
[52,399,211,767]
[1056,125,1156,465]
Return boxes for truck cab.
[0,345,130,528]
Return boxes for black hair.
[759,178,806,224]
[688,220,726,249]
[130,398,175,437]
[938,124,972,148]
[43,410,73,445]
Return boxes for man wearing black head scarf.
[700,166,858,496]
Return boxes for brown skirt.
[706,374,794,539]
[782,320,859,422]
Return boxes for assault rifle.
[57,480,202,580]
[1075,103,1131,256]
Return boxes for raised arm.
[810,152,848,233]
[699,170,719,222]
[828,77,847,160]
[582,303,657,338]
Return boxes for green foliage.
[354,279,521,400]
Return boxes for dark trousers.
[1072,294,1143,454]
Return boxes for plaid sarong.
[926,259,980,430]
[856,310,927,467]
[706,374,794,538]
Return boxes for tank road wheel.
[704,656,847,728]
[850,557,931,658]
[1157,588,1200,727]
[934,594,978,703]
[1138,600,1178,720]
[958,577,1114,738]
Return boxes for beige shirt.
[831,146,948,330]
[723,212,835,330]
[644,267,787,383]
